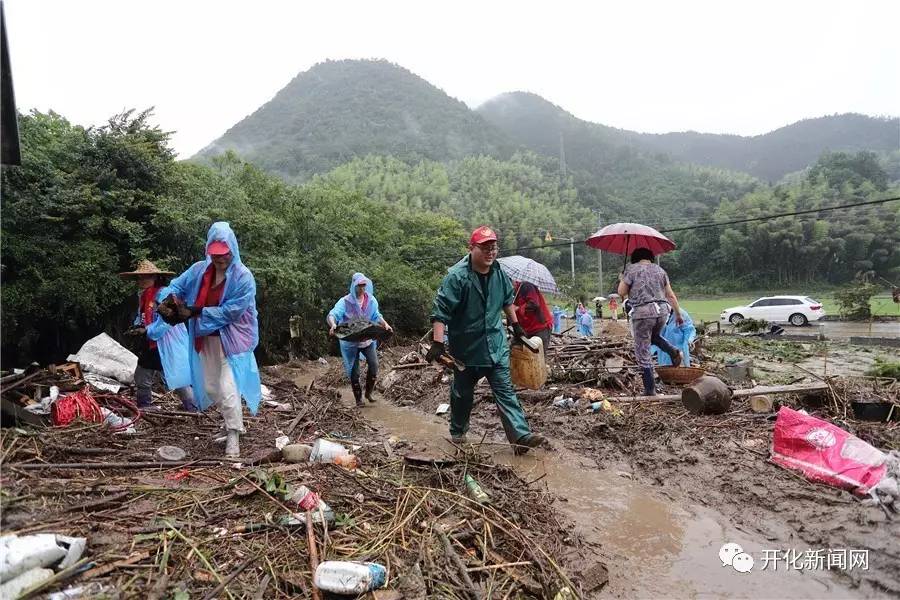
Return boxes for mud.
[357,342,900,598]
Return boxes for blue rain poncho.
[578,310,593,337]
[328,273,383,377]
[653,309,696,366]
[167,222,262,414]
[145,286,192,390]
[551,306,565,334]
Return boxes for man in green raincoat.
[426,226,547,455]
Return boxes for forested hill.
[478,93,898,181]
[194,59,514,181]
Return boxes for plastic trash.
[309,439,349,463]
[66,332,137,384]
[47,583,109,600]
[435,403,450,415]
[274,435,290,450]
[464,474,491,505]
[99,407,136,434]
[314,561,386,594]
[0,567,54,598]
[287,486,334,523]
[333,454,360,469]
[771,407,889,495]
[589,400,624,417]
[0,533,87,581]
[157,446,187,461]
[317,357,328,366]
[552,397,576,409]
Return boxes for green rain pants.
[450,364,532,443]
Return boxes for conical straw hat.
[119,259,175,278]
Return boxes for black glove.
[124,326,146,337]
[425,341,446,363]
[511,322,527,341]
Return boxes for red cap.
[470,226,498,245]
[207,240,231,256]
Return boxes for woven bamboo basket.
[656,366,706,385]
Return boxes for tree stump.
[681,375,732,415]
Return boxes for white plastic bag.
[67,333,138,384]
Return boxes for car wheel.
[789,313,808,327]
[729,313,744,325]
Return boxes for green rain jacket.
[430,255,514,368]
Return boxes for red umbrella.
[585,222,676,255]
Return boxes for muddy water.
[291,368,856,598]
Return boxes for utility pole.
[593,210,603,295]
[569,237,575,282]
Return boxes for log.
[682,376,733,415]
[731,382,828,398]
[8,460,226,470]
[612,381,829,404]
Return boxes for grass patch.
[679,295,898,322]
[865,358,900,379]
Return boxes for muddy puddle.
[290,366,857,599]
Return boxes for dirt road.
[299,360,887,599]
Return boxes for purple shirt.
[623,262,670,319]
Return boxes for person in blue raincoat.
[578,309,594,337]
[551,305,565,334]
[652,308,696,366]
[120,260,195,411]
[161,222,261,457]
[326,273,393,407]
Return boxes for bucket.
[724,359,753,383]
[309,439,349,463]
[510,337,548,390]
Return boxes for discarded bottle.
[309,438,349,463]
[314,561,386,594]
[589,401,604,413]
[287,485,335,523]
[464,474,491,505]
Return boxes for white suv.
[720,296,825,326]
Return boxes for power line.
[659,196,900,233]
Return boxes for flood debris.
[1,363,594,598]
[375,335,900,596]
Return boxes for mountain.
[194,59,514,181]
[478,93,898,182]
[477,92,759,223]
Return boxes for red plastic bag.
[770,407,887,495]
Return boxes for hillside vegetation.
[196,60,513,181]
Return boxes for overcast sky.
[5,0,898,158]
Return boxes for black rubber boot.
[351,381,363,407]
[641,367,657,397]
[365,373,377,402]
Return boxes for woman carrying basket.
[327,273,393,406]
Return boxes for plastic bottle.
[309,438,349,463]
[314,561,386,594]
[464,474,490,505]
